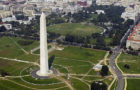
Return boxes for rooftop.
[128,23,140,42]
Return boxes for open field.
[127,79,140,90]
[13,38,39,52]
[0,37,39,62]
[0,36,112,90]
[117,53,140,74]
[0,79,31,90]
[0,37,24,58]
[0,58,31,76]
[89,37,112,45]
[48,23,102,37]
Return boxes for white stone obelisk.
[39,12,49,76]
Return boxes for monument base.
[36,70,53,76]
[31,68,58,79]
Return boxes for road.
[109,14,140,90]
[109,46,124,90]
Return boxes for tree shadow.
[49,55,55,69]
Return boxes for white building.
[121,5,140,21]
[126,23,140,50]
[96,10,105,15]
[121,12,137,21]
[0,24,12,30]
[2,15,17,22]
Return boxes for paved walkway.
[0,57,39,66]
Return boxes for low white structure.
[96,10,105,15]
[93,64,103,71]
[0,24,12,30]
[2,15,17,22]
[18,20,31,25]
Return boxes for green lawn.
[10,37,39,52]
[118,53,140,74]
[127,79,140,90]
[0,58,30,76]
[89,37,112,45]
[85,14,98,22]
[91,14,98,20]
[48,23,102,37]
[22,76,61,84]
[89,39,96,44]
[50,46,106,75]
[0,80,31,90]
[70,78,89,90]
[0,37,39,62]
[10,78,66,89]
[50,46,106,63]
[0,37,24,58]
[0,36,112,90]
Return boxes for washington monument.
[38,12,50,76]
[31,12,54,78]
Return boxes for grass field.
[0,37,39,62]
[0,80,31,90]
[9,78,67,89]
[48,23,102,37]
[50,46,106,63]
[127,79,140,90]
[89,37,112,45]
[0,36,112,90]
[50,46,106,74]
[0,58,32,76]
[0,37,24,58]
[118,53,140,74]
[10,37,39,52]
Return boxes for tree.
[111,33,121,46]
[124,64,130,69]
[100,65,109,76]
[97,14,108,22]
[16,15,28,20]
[96,36,106,47]
[109,50,113,54]
[0,18,2,23]
[0,26,6,32]
[128,46,133,51]
[91,81,107,90]
[91,33,100,39]
[17,40,34,46]
[0,70,9,77]
[65,34,75,42]
[67,12,72,17]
